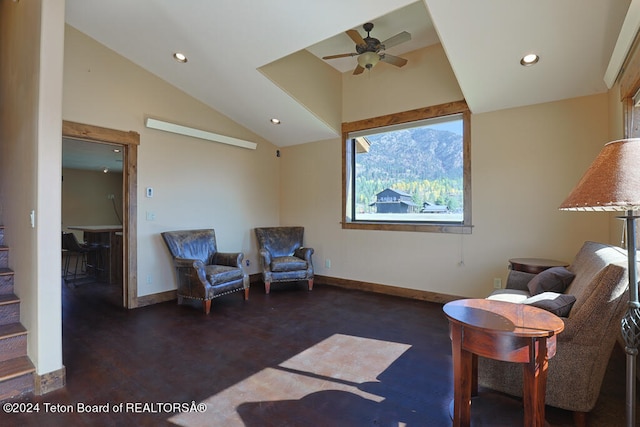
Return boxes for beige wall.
[62,26,280,296]
[61,168,123,238]
[342,44,464,123]
[0,0,65,376]
[281,48,611,298]
[62,25,618,300]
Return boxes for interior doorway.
[62,121,139,309]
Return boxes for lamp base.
[622,302,640,427]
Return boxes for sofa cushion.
[527,266,575,296]
[524,292,576,317]
[486,289,530,303]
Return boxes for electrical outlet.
[146,274,152,284]
[493,278,502,289]
[325,258,331,269]
[246,259,250,267]
[146,211,156,221]
[107,194,115,200]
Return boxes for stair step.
[0,323,26,339]
[0,247,7,269]
[0,324,27,364]
[0,356,35,400]
[0,268,14,296]
[0,295,19,326]
[0,356,34,382]
[0,294,19,305]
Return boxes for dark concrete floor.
[0,280,630,426]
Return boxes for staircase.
[0,226,35,400]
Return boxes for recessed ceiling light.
[270,118,281,125]
[520,53,539,66]
[173,52,188,63]
[102,167,109,173]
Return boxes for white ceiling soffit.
[306,1,440,73]
[424,0,631,114]
[65,0,416,147]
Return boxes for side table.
[443,298,564,427]
[509,257,568,275]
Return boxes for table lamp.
[559,138,640,427]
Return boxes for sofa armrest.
[561,263,627,346]
[213,252,244,268]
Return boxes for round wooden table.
[443,299,564,427]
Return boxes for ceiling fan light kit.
[357,51,380,70]
[322,22,411,75]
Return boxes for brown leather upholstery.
[161,229,249,314]
[254,227,314,294]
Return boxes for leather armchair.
[161,229,249,314]
[254,227,314,294]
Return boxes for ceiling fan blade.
[380,54,408,67]
[322,52,358,60]
[353,64,365,75]
[381,31,411,49]
[346,29,366,46]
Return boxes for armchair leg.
[264,281,271,295]
[244,288,249,300]
[308,279,313,291]
[203,299,211,314]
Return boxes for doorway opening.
[62,120,139,308]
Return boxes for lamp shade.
[559,138,640,211]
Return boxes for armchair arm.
[258,249,272,270]
[294,246,314,262]
[212,252,244,268]
[173,257,208,299]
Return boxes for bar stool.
[62,232,100,284]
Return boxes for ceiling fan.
[322,22,411,75]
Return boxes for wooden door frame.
[62,120,139,309]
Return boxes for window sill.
[342,222,473,234]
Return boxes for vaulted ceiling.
[64,0,632,152]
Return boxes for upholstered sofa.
[254,227,314,294]
[479,241,629,424]
[161,229,249,314]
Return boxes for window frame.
[341,101,472,234]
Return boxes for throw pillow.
[524,292,576,317]
[527,266,575,296]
